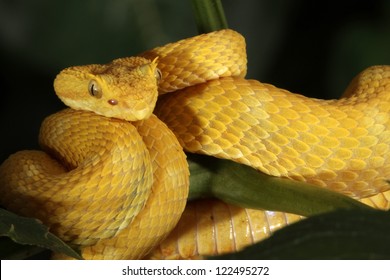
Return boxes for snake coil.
[1,29,390,259]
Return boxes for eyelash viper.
[0,29,389,259]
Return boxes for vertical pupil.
[91,84,96,96]
[88,81,102,98]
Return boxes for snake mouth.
[124,99,155,120]
[132,107,152,120]
[56,94,155,121]
[102,100,155,121]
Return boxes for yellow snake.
[1,29,390,259]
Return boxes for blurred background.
[1,0,389,163]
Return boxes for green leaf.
[191,0,228,33]
[188,154,371,216]
[209,209,390,259]
[0,237,48,260]
[0,208,82,259]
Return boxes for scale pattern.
[147,199,303,259]
[155,69,390,199]
[140,29,247,93]
[148,190,390,259]
[0,109,154,245]
[1,29,389,260]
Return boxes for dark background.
[1,0,389,163]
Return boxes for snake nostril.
[108,99,118,106]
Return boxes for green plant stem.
[191,0,228,33]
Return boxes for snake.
[0,29,390,259]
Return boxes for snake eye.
[88,80,102,98]
[155,68,162,83]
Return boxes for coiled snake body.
[0,29,389,259]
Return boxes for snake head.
[54,57,161,121]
